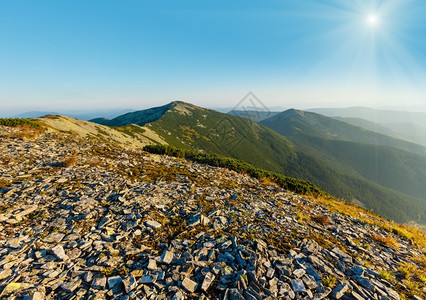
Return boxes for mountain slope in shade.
[307,106,426,125]
[307,107,426,147]
[261,109,426,157]
[92,103,172,127]
[261,109,426,223]
[331,117,407,140]
[92,101,425,224]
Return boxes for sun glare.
[367,14,380,27]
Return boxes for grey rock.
[44,232,65,243]
[108,276,122,289]
[172,291,185,300]
[160,250,174,264]
[30,291,45,300]
[187,213,210,227]
[201,272,215,291]
[331,247,352,263]
[291,279,306,293]
[0,268,12,280]
[145,220,162,230]
[147,258,157,270]
[353,275,374,290]
[0,125,418,300]
[122,274,137,293]
[384,287,400,300]
[141,275,154,284]
[293,268,306,278]
[61,279,81,293]
[92,276,107,289]
[304,239,321,254]
[51,244,69,260]
[302,274,318,289]
[331,283,350,299]
[182,277,197,293]
[225,288,244,300]
[266,267,275,278]
[350,266,364,276]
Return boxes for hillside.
[0,124,425,299]
[91,103,425,225]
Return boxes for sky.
[1,0,426,116]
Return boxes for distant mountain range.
[87,101,426,225]
[13,109,134,121]
[307,107,426,147]
[260,109,426,157]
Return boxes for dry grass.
[260,177,279,187]
[371,234,400,249]
[379,270,394,281]
[62,156,78,168]
[322,276,337,288]
[295,210,310,222]
[311,214,331,225]
[0,179,12,189]
[309,195,426,249]
[7,124,45,139]
[89,159,103,167]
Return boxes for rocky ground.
[0,125,425,299]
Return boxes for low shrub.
[372,234,399,249]
[312,214,331,225]
[0,118,40,128]
[143,144,329,197]
[62,156,78,168]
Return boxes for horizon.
[1,1,426,114]
[3,100,426,120]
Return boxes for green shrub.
[0,118,40,128]
[143,144,329,197]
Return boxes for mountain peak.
[261,108,304,123]
[168,101,205,116]
[90,101,204,127]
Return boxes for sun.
[366,14,380,27]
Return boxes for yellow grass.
[308,195,426,249]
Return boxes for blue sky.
[1,0,426,115]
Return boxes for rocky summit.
[0,125,425,299]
